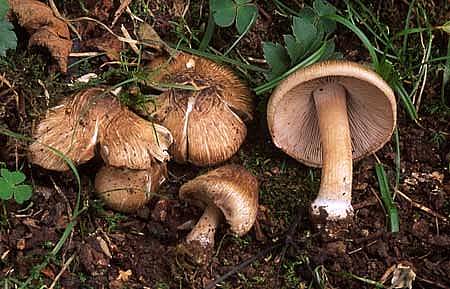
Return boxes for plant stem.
[199,1,216,51]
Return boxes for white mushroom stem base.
[186,205,222,248]
[310,83,354,226]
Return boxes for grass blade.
[375,163,399,233]
[323,13,379,68]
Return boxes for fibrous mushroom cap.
[99,108,173,169]
[29,87,173,171]
[149,53,253,166]
[95,162,167,213]
[267,60,397,167]
[28,88,116,171]
[179,164,259,236]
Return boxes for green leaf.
[314,0,336,16]
[0,178,13,200]
[440,20,450,34]
[210,0,236,27]
[292,16,317,52]
[235,4,257,34]
[296,6,316,24]
[263,42,290,80]
[235,0,251,5]
[284,34,304,64]
[0,0,9,19]
[0,20,17,57]
[5,170,26,185]
[13,184,33,204]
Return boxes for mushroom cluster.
[267,60,396,235]
[29,87,172,212]
[28,52,259,263]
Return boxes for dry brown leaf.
[8,0,72,73]
[83,33,123,60]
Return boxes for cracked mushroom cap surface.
[179,164,259,236]
[149,53,253,166]
[267,60,397,167]
[95,162,167,212]
[28,88,119,171]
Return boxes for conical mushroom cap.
[149,53,253,166]
[267,60,397,167]
[179,164,259,236]
[95,162,167,212]
[29,88,118,171]
[99,108,173,169]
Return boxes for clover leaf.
[210,0,258,35]
[0,168,33,204]
[0,0,17,57]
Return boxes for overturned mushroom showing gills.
[267,60,396,234]
[179,164,259,261]
[29,87,173,172]
[149,53,253,166]
[95,163,167,212]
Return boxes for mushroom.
[179,164,259,262]
[267,60,396,234]
[94,162,167,212]
[148,53,253,166]
[29,87,173,212]
[29,88,114,171]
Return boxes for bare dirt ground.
[0,0,449,288]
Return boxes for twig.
[69,52,104,57]
[395,189,448,222]
[379,264,396,284]
[48,0,82,40]
[112,0,133,27]
[48,253,75,289]
[416,276,450,289]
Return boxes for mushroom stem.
[310,83,353,222]
[186,205,222,248]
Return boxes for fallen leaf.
[82,33,123,60]
[116,269,132,282]
[40,266,55,279]
[8,0,72,72]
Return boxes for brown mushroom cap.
[95,162,167,212]
[29,88,118,171]
[29,87,173,171]
[149,53,253,166]
[267,60,397,167]
[99,107,173,169]
[179,164,259,235]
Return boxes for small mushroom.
[95,162,167,212]
[267,60,396,234]
[149,53,253,166]
[179,164,259,262]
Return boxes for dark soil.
[1,1,449,289]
